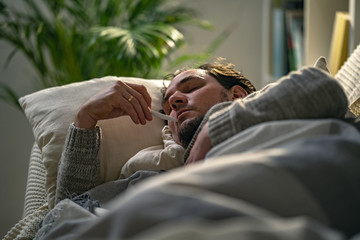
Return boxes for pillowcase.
[19,76,168,206]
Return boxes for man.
[55,60,256,204]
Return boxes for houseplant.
[0,0,221,110]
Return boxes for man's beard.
[178,117,203,148]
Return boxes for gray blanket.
[35,119,360,239]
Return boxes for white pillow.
[19,76,168,206]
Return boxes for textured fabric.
[19,76,168,208]
[55,125,102,204]
[3,203,48,240]
[33,171,160,238]
[314,56,330,72]
[36,119,360,239]
[335,43,360,116]
[127,217,344,240]
[120,126,184,179]
[23,143,47,218]
[87,170,161,206]
[34,199,97,240]
[208,67,348,147]
[207,118,356,159]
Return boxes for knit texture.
[55,124,102,204]
[335,44,360,116]
[3,203,48,240]
[208,67,348,147]
[22,143,47,218]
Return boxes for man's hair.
[164,58,256,94]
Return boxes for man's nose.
[169,91,187,111]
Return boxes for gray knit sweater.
[55,67,348,204]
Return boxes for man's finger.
[126,83,152,121]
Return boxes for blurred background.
[0,0,353,237]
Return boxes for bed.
[3,45,360,239]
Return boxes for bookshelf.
[269,0,304,79]
[262,0,356,85]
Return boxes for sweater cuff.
[63,124,101,163]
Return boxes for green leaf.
[0,0,222,110]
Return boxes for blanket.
[34,118,360,239]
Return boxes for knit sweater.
[55,126,102,204]
[55,66,348,204]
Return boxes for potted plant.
[0,0,225,110]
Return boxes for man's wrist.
[74,110,97,129]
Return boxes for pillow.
[19,76,168,207]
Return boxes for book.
[285,9,304,71]
[270,0,304,78]
[271,7,288,79]
[328,11,350,75]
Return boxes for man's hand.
[185,122,212,165]
[75,81,153,129]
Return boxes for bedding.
[35,118,360,239]
[33,57,360,239]
[5,46,360,239]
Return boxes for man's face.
[162,69,230,147]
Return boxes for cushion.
[19,76,169,206]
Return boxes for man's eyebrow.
[162,74,205,105]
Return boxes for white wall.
[0,0,265,237]
[177,0,264,89]
[305,0,349,66]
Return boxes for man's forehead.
[167,69,207,89]
[162,69,209,105]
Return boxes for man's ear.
[229,85,248,100]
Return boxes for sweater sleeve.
[208,67,349,146]
[55,124,102,204]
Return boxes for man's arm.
[55,124,102,204]
[186,67,348,164]
[55,80,154,204]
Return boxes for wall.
[177,0,264,89]
[0,0,265,237]
[305,0,349,66]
